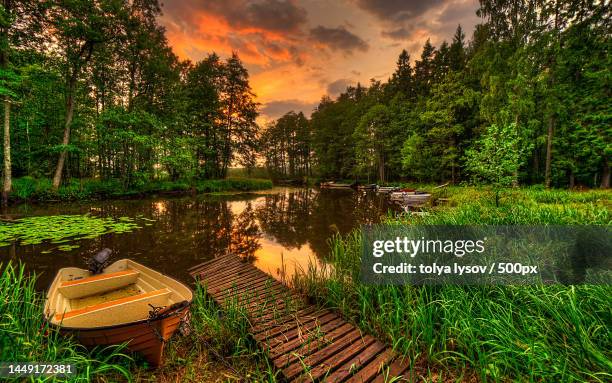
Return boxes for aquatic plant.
[0,214,142,250]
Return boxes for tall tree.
[48,0,125,189]
[218,53,259,176]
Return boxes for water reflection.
[0,188,396,289]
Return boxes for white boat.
[44,250,192,366]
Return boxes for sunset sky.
[159,0,482,124]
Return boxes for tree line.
[261,0,610,189]
[0,0,259,204]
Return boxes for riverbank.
[7,177,273,204]
[291,187,611,382]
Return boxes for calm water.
[0,188,397,289]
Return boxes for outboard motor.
[87,248,112,274]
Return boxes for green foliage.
[9,176,272,202]
[465,122,533,187]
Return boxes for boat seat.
[54,288,172,328]
[58,270,140,299]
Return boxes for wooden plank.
[207,260,264,282]
[220,291,288,311]
[252,306,319,334]
[198,263,246,286]
[270,321,353,365]
[206,265,261,287]
[263,312,337,346]
[219,276,282,297]
[292,335,376,381]
[188,254,232,274]
[196,256,244,279]
[248,299,295,319]
[325,341,388,383]
[345,347,396,383]
[209,270,271,294]
[218,274,275,295]
[281,328,363,379]
[227,285,296,308]
[370,355,411,383]
[255,311,335,342]
[216,281,283,304]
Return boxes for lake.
[0,188,398,289]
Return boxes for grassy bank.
[9,177,273,204]
[292,187,612,382]
[0,263,278,382]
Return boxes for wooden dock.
[189,255,411,382]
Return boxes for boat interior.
[45,259,192,328]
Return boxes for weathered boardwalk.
[189,255,411,382]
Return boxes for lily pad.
[0,214,144,250]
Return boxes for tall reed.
[293,188,612,382]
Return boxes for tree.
[465,122,533,205]
[449,25,466,72]
[389,49,413,97]
[414,39,436,96]
[218,53,259,176]
[47,0,126,189]
[354,104,393,183]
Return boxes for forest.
[0,0,610,209]
[1,0,260,204]
[261,1,610,189]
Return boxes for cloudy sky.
[159,0,481,124]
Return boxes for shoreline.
[4,177,274,207]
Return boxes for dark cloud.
[353,0,444,23]
[381,27,413,40]
[262,99,318,119]
[327,78,353,96]
[163,0,307,33]
[310,26,369,53]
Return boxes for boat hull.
[53,301,190,366]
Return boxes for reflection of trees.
[229,203,262,261]
[256,189,394,259]
[255,189,314,249]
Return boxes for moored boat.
[375,186,400,193]
[44,250,192,366]
[320,181,355,189]
[389,191,432,205]
[356,183,377,190]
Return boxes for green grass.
[9,177,273,203]
[0,262,281,382]
[0,263,134,382]
[292,187,612,382]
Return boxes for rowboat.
[320,181,355,189]
[375,186,400,193]
[356,183,377,190]
[44,250,192,366]
[389,191,431,205]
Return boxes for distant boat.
[376,186,400,193]
[320,181,354,189]
[356,183,377,190]
[44,250,192,366]
[389,191,431,205]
